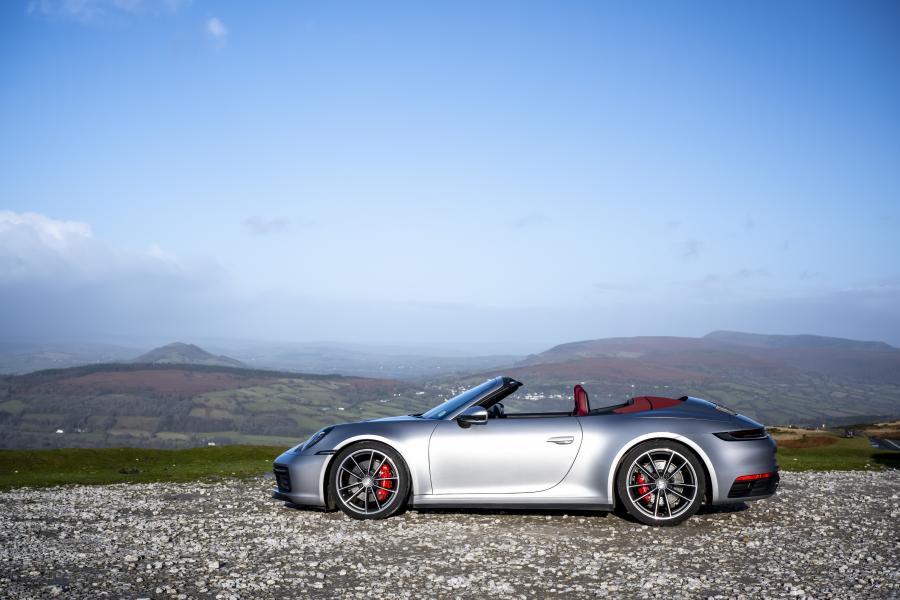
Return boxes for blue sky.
[1,0,899,350]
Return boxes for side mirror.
[457,406,488,427]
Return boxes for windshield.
[421,379,500,419]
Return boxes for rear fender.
[607,432,719,504]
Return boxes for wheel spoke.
[348,454,365,475]
[369,450,376,474]
[653,492,660,518]
[644,452,661,477]
[664,491,672,518]
[662,451,674,477]
[340,466,362,480]
[669,488,693,503]
[634,488,654,503]
[371,454,387,475]
[371,489,382,511]
[668,461,687,478]
[373,483,395,493]
[635,463,656,481]
[338,482,362,492]
[346,487,365,502]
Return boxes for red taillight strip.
[735,472,774,481]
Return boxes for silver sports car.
[272,376,778,525]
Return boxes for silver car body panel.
[273,378,778,510]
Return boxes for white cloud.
[0,210,226,339]
[206,16,227,39]
[0,211,92,249]
[0,210,182,282]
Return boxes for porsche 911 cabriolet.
[272,376,778,525]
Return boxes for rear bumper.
[705,434,779,505]
[270,450,332,508]
[727,471,779,500]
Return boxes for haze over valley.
[2,330,898,450]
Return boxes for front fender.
[315,420,438,498]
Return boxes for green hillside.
[0,363,436,449]
[482,334,900,426]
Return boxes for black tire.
[616,440,705,527]
[328,441,410,520]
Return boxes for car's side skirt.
[411,495,612,512]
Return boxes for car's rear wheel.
[616,440,705,526]
[329,442,410,520]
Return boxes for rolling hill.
[3,331,899,449]
[0,363,436,450]
[483,332,900,426]
[132,342,247,368]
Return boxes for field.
[774,434,900,470]
[1,435,896,489]
[0,445,279,488]
[0,364,436,449]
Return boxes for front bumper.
[271,450,332,508]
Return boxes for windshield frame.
[420,378,503,420]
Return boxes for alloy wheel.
[625,448,699,521]
[335,448,401,515]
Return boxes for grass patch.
[777,435,900,471]
[0,445,282,489]
[1,436,897,490]
[776,435,838,449]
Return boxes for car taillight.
[735,472,775,481]
[714,428,768,441]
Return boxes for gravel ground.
[1,471,898,599]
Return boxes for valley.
[2,331,899,449]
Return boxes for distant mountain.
[213,341,523,379]
[703,331,900,383]
[705,330,894,351]
[484,332,900,426]
[133,343,247,369]
[0,339,522,379]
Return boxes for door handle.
[546,436,574,445]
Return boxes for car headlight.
[292,427,334,454]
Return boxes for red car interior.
[573,385,685,416]
[613,395,683,414]
[572,384,590,416]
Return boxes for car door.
[428,416,583,494]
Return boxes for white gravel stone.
[0,471,898,598]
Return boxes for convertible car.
[272,376,778,526]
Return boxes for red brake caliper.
[375,463,393,502]
[635,471,651,504]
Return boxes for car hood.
[365,415,423,423]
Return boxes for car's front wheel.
[329,441,410,520]
[616,440,705,526]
